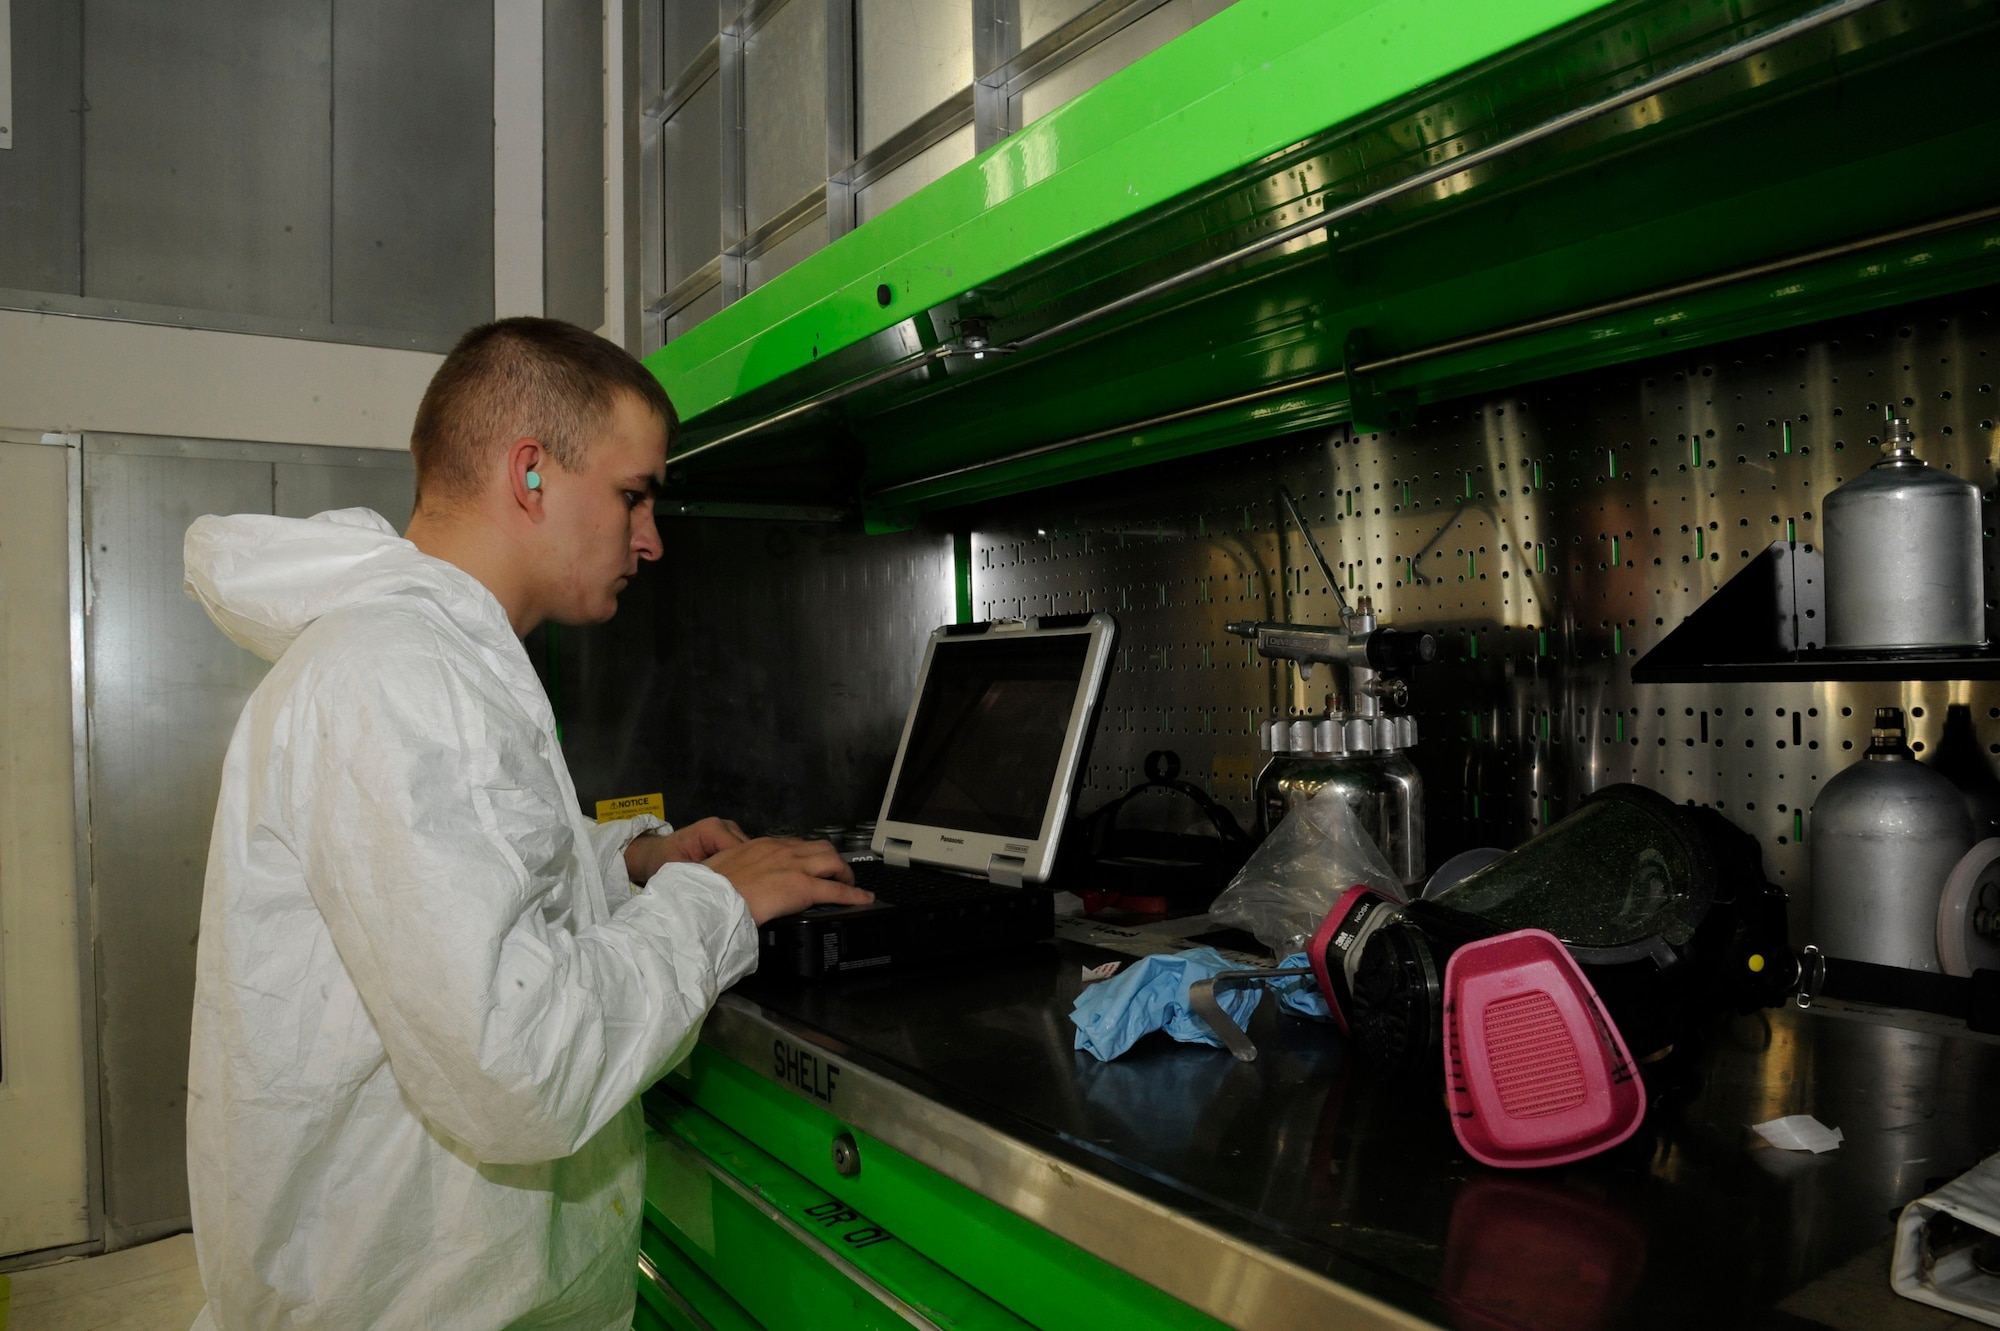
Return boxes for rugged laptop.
[759,612,1117,979]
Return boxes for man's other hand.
[703,838,871,925]
[625,816,747,883]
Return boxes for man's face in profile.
[538,390,669,625]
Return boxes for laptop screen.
[884,633,1093,840]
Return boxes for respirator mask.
[1310,785,1799,1080]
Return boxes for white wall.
[0,438,89,1257]
[0,0,633,1260]
[0,0,631,450]
[0,312,440,451]
[0,315,436,1260]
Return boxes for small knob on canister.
[1866,707,1915,761]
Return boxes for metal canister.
[1810,707,1974,971]
[1823,416,1984,649]
[842,821,880,862]
[1255,743,1425,888]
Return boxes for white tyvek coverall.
[181,508,756,1330]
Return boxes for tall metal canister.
[1823,415,1984,649]
[1255,714,1425,889]
[1810,707,1974,971]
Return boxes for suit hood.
[183,508,512,662]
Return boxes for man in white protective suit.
[180,317,871,1330]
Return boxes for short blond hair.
[410,317,678,505]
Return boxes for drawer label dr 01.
[803,1199,894,1250]
[773,1036,841,1105]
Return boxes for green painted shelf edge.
[647,0,1612,421]
[643,0,2000,524]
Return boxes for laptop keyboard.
[850,858,1006,905]
[767,854,1055,976]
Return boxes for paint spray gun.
[1227,487,1437,883]
[1226,486,1437,731]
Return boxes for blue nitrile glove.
[1071,946,1262,1061]
[1274,952,1331,1019]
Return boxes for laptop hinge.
[883,837,915,868]
[986,854,1027,889]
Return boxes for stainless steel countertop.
[697,938,2000,1330]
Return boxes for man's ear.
[505,437,547,516]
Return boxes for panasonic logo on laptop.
[940,835,965,844]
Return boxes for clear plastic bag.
[1209,791,1402,954]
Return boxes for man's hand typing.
[624,816,747,883]
[703,837,871,925]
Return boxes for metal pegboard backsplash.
[969,291,2000,940]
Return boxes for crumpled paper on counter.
[1751,1114,1843,1154]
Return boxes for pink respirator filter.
[1442,928,1645,1169]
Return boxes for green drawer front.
[644,1097,1035,1330]
[650,1048,1229,1331]
[636,1220,762,1331]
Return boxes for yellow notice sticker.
[595,793,665,824]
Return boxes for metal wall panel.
[967,292,2000,946]
[856,0,972,155]
[743,0,827,234]
[554,521,954,831]
[331,0,493,336]
[83,446,273,1246]
[1013,0,1186,130]
[81,437,415,1246]
[273,458,416,529]
[83,0,332,320]
[855,123,974,225]
[662,0,718,84]
[663,73,723,290]
[1,0,10,151]
[1018,0,1098,48]
[1017,0,1231,49]
[0,0,81,294]
[745,213,827,291]
[545,0,606,330]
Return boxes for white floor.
[4,1235,204,1331]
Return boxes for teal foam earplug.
[525,470,541,490]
